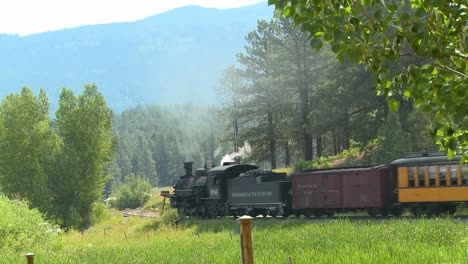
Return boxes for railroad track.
[244,214,468,221]
[305,215,468,221]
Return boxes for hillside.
[0,3,273,112]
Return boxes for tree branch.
[436,64,467,78]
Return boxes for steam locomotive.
[169,152,468,218]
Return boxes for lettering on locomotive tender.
[232,191,273,198]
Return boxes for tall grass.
[2,215,466,263]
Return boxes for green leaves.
[0,87,57,214]
[111,175,152,210]
[0,195,60,253]
[53,84,117,229]
[310,38,324,50]
[271,0,468,160]
[389,100,401,111]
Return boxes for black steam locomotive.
[169,152,468,218]
[170,162,291,218]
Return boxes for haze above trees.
[0,4,273,112]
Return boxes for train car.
[391,152,468,216]
[291,165,398,217]
[226,169,291,217]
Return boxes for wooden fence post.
[25,253,35,264]
[237,215,254,264]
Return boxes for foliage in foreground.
[1,211,467,263]
[0,195,61,254]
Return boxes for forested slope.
[0,3,274,112]
[110,103,231,187]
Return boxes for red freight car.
[291,165,398,217]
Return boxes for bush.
[293,157,333,171]
[143,187,171,210]
[90,202,111,225]
[0,195,61,253]
[141,208,180,231]
[160,208,180,226]
[111,175,152,210]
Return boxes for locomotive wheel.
[390,206,402,217]
[381,208,390,217]
[218,208,226,218]
[411,208,422,218]
[447,205,457,215]
[207,209,217,219]
[197,208,206,218]
[303,210,313,218]
[179,205,189,218]
[435,205,457,217]
[326,211,334,217]
[428,206,442,217]
[313,210,323,218]
[368,208,378,217]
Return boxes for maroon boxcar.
[291,165,397,217]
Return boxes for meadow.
[2,211,467,264]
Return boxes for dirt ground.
[121,208,160,218]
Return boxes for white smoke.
[213,146,222,158]
[220,142,251,165]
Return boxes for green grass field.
[2,212,467,264]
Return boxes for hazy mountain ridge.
[0,3,273,112]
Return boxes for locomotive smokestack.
[183,162,193,177]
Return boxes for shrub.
[90,202,111,225]
[111,175,152,210]
[160,208,180,226]
[142,208,180,231]
[143,187,171,210]
[293,157,333,172]
[0,195,61,253]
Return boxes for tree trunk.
[284,141,290,167]
[233,119,239,153]
[304,132,313,160]
[300,82,312,161]
[343,107,350,150]
[295,41,312,161]
[332,131,338,155]
[316,135,323,157]
[267,112,277,169]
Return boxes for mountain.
[0,3,274,112]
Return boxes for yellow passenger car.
[391,152,468,215]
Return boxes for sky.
[0,0,266,36]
